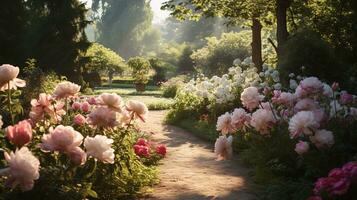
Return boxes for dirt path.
[139,111,255,200]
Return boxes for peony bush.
[213,73,357,198]
[0,64,164,199]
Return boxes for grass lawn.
[93,83,173,110]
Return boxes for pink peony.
[52,81,80,99]
[136,138,149,146]
[156,144,167,156]
[241,87,264,111]
[314,168,351,196]
[71,102,81,110]
[73,114,86,126]
[29,93,66,122]
[6,120,33,147]
[294,141,309,155]
[295,77,323,98]
[80,102,90,112]
[84,135,115,164]
[96,93,122,111]
[118,109,132,125]
[294,98,319,112]
[40,125,83,152]
[332,82,339,91]
[342,162,357,181]
[87,96,97,105]
[216,112,236,134]
[310,129,334,149]
[134,145,150,157]
[1,147,40,191]
[272,91,296,106]
[67,147,87,166]
[250,109,276,135]
[288,111,319,138]
[230,108,251,130]
[214,135,233,160]
[0,64,26,91]
[87,107,118,128]
[126,100,148,122]
[340,91,353,105]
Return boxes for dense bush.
[161,75,187,98]
[0,64,165,199]
[278,30,340,84]
[190,31,251,76]
[127,57,152,85]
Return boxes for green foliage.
[161,75,187,98]
[84,43,127,86]
[177,46,195,73]
[127,57,152,85]
[149,58,174,84]
[191,32,250,76]
[278,30,339,83]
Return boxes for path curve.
[139,111,255,200]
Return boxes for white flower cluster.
[182,57,261,105]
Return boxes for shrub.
[127,57,152,85]
[161,75,187,98]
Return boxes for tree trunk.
[276,0,290,56]
[251,18,263,71]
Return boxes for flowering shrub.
[133,138,167,165]
[0,64,160,199]
[213,73,357,198]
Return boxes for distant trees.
[92,0,155,58]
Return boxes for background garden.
[0,0,357,199]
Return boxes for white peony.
[52,81,80,99]
[126,100,149,122]
[214,135,233,160]
[231,108,251,130]
[84,135,115,164]
[250,109,276,135]
[96,93,123,112]
[288,111,319,138]
[2,147,40,191]
[241,87,264,111]
[310,129,334,149]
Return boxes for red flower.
[156,144,167,156]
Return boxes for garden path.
[138,111,255,200]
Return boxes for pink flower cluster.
[133,138,167,158]
[312,162,357,198]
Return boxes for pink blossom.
[80,102,90,112]
[294,98,319,112]
[0,64,26,91]
[136,138,149,146]
[250,109,276,135]
[118,109,132,125]
[52,81,80,99]
[295,77,323,98]
[340,91,353,105]
[272,91,296,106]
[73,114,86,126]
[134,145,150,157]
[214,135,233,160]
[72,102,81,110]
[87,107,118,128]
[84,135,115,164]
[156,144,167,156]
[1,147,40,191]
[126,100,148,122]
[96,93,122,111]
[6,120,33,147]
[231,108,251,130]
[67,147,87,166]
[29,93,66,122]
[216,112,236,134]
[87,96,97,105]
[241,87,264,111]
[294,141,309,155]
[40,125,83,153]
[342,162,357,181]
[310,129,334,149]
[314,168,351,196]
[332,82,339,91]
[289,111,319,138]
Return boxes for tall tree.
[162,0,274,71]
[92,0,154,58]
[25,0,90,81]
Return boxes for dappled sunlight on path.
[138,111,255,200]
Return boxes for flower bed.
[0,64,166,199]
[167,58,357,199]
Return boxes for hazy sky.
[83,0,170,24]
